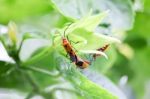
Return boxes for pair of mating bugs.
[61,24,109,69]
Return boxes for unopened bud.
[8,21,17,45]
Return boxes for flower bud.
[8,21,17,45]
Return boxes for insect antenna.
[63,23,73,37]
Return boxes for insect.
[93,44,109,60]
[62,24,90,69]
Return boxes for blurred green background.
[0,0,150,99]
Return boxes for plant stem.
[15,59,41,94]
[22,70,40,92]
[17,39,24,55]
[25,91,35,99]
[22,66,61,77]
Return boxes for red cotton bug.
[62,24,90,69]
[93,44,109,60]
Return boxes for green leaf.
[0,62,14,76]
[66,68,118,99]
[51,0,134,30]
[67,11,109,32]
[0,69,31,91]
[50,0,91,19]
[71,29,120,50]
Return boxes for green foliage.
[0,0,148,99]
[0,0,52,24]
[50,0,134,30]
[0,7,120,98]
[125,10,150,99]
[65,69,118,99]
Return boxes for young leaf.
[68,11,109,33]
[71,29,120,50]
[54,12,120,51]
[65,11,108,34]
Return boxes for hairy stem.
[22,66,61,77]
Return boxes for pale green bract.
[54,11,121,51]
